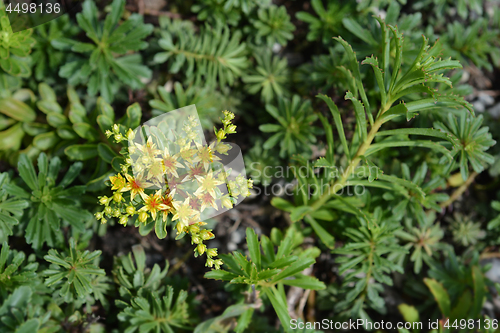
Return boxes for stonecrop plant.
[3,0,500,332]
[97,110,253,269]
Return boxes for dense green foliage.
[1,0,500,332]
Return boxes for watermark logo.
[3,0,92,32]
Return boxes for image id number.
[6,2,61,14]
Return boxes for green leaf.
[317,94,350,160]
[366,140,452,160]
[304,216,335,249]
[342,18,377,45]
[246,228,261,270]
[334,36,372,124]
[154,215,167,239]
[290,205,312,222]
[450,290,472,322]
[377,174,426,199]
[97,143,118,164]
[121,103,142,129]
[280,275,325,290]
[204,270,238,281]
[0,123,25,151]
[345,91,367,141]
[398,303,420,324]
[272,257,315,282]
[270,197,295,212]
[18,154,38,191]
[376,128,458,145]
[424,277,450,317]
[65,144,98,160]
[471,265,485,318]
[73,122,99,141]
[0,97,36,122]
[362,56,386,106]
[263,287,292,333]
[33,131,58,150]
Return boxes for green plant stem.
[440,171,479,208]
[310,112,387,211]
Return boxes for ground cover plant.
[1,0,500,332]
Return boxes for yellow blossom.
[123,173,152,201]
[171,197,197,229]
[139,190,169,221]
[109,173,127,191]
[193,143,220,171]
[161,148,184,178]
[194,170,224,199]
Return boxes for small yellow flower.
[145,158,166,186]
[124,173,153,201]
[198,192,217,212]
[159,192,175,222]
[171,197,197,229]
[194,170,224,199]
[181,162,207,183]
[162,148,184,178]
[178,146,196,163]
[139,190,169,221]
[110,174,127,191]
[135,136,161,159]
[193,144,220,171]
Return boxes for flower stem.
[310,114,386,211]
[440,171,479,208]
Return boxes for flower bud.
[197,243,206,255]
[226,124,236,133]
[215,143,231,154]
[99,196,110,205]
[192,235,201,244]
[216,129,226,141]
[113,192,123,202]
[214,259,223,269]
[104,206,113,215]
[200,230,214,240]
[207,248,218,257]
[206,258,214,267]
[138,211,148,223]
[126,128,135,140]
[95,212,103,220]
[189,224,200,234]
[126,205,135,215]
[221,196,233,209]
[119,216,128,225]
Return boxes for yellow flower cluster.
[96,111,252,269]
